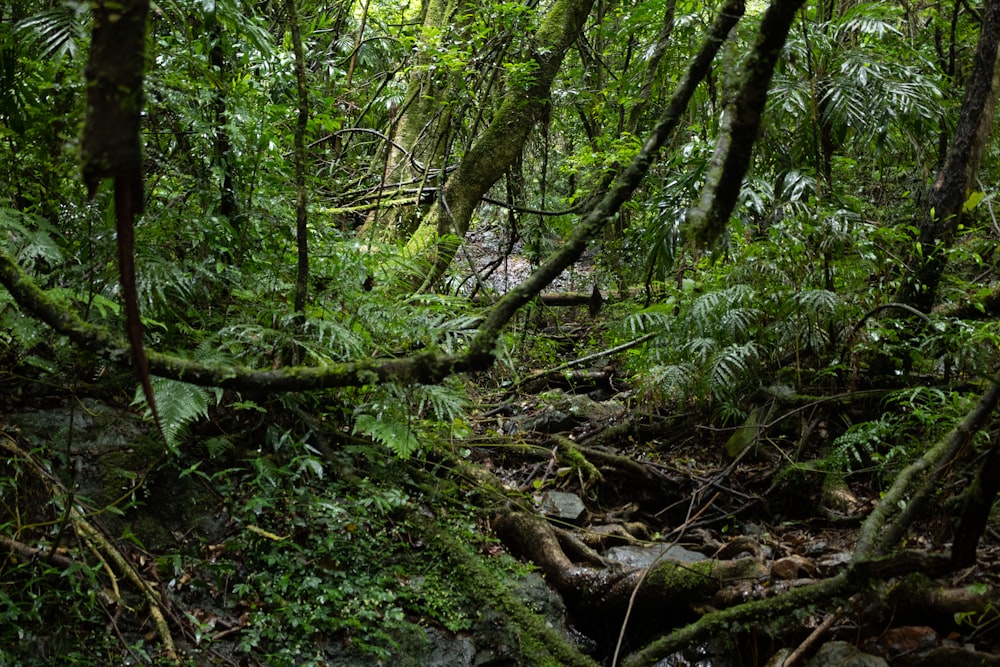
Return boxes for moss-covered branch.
[622,551,953,667]
[0,247,480,390]
[686,0,806,248]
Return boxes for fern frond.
[133,378,216,452]
[682,336,718,365]
[708,342,759,398]
[622,304,673,337]
[0,208,62,269]
[353,414,421,459]
[833,3,902,41]
[410,382,468,422]
[719,307,760,342]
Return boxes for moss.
[414,510,600,667]
[644,560,721,599]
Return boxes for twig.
[782,604,845,666]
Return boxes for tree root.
[410,509,601,667]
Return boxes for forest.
[2,0,1000,664]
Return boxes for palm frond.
[16,3,88,61]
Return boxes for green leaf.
[962,190,985,213]
[133,377,213,453]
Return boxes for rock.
[770,555,816,580]
[605,543,707,568]
[560,393,625,423]
[806,641,888,667]
[520,407,579,433]
[539,491,587,524]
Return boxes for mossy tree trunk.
[685,0,807,248]
[374,0,476,241]
[398,0,598,287]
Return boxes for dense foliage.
[2,0,1000,664]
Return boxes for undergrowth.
[0,419,532,666]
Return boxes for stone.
[538,491,587,524]
[605,543,707,568]
[805,641,888,667]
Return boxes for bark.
[897,0,1000,312]
[951,422,1000,567]
[288,0,310,318]
[686,0,807,248]
[401,0,598,286]
[82,0,162,439]
[207,17,243,264]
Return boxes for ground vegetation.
[2,0,1000,665]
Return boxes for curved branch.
[685,0,806,248]
[467,0,746,361]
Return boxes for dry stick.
[610,491,721,667]
[0,535,74,569]
[782,604,845,667]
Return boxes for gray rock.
[806,641,888,667]
[539,491,587,524]
[605,544,708,568]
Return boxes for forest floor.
[2,275,1000,665]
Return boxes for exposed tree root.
[411,509,601,667]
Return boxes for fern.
[638,363,697,407]
[681,336,718,365]
[826,419,890,472]
[708,341,759,399]
[353,414,421,459]
[409,382,467,422]
[622,303,674,337]
[0,208,62,269]
[133,377,217,453]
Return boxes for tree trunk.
[373,0,475,241]
[288,0,310,318]
[896,0,1000,312]
[400,0,598,288]
[686,0,807,249]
